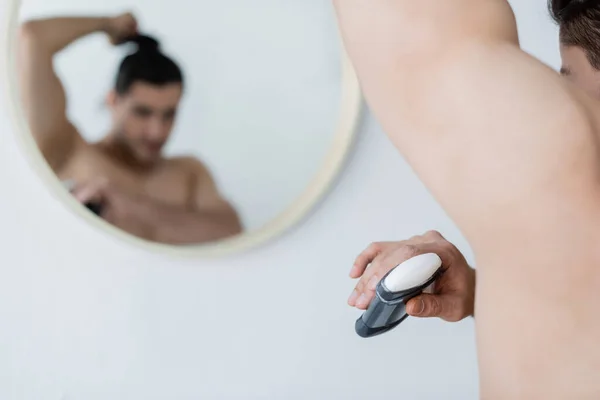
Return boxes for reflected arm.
[127,159,243,245]
[16,17,107,171]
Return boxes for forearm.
[20,17,109,55]
[132,196,242,245]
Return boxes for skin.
[334,0,600,398]
[347,44,600,321]
[348,231,476,322]
[17,13,242,244]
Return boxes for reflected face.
[108,81,183,162]
[559,44,600,99]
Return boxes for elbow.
[215,210,243,240]
[18,21,45,53]
[217,203,243,237]
[18,21,40,42]
[231,218,243,236]
[18,20,55,53]
[224,211,244,237]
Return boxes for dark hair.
[114,34,184,95]
[549,0,600,68]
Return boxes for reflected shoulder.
[166,155,213,180]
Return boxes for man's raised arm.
[333,0,600,249]
[335,1,600,397]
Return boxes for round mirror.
[3,0,362,256]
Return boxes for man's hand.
[103,12,138,45]
[348,231,476,322]
[71,178,153,240]
[70,177,110,210]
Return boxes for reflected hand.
[71,177,110,213]
[71,178,152,239]
[348,230,476,322]
[104,12,138,45]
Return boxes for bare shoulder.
[166,155,214,181]
[56,140,103,178]
[166,155,235,211]
[164,156,221,201]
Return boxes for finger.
[353,272,382,309]
[351,244,417,308]
[406,294,463,321]
[348,263,382,307]
[72,185,101,204]
[347,289,360,306]
[423,230,445,240]
[406,294,442,318]
[354,289,376,310]
[353,249,420,309]
[71,179,108,204]
[348,272,377,305]
[406,295,426,316]
[351,257,384,303]
[350,242,385,278]
[409,234,424,241]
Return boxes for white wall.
[18,0,344,231]
[0,1,559,399]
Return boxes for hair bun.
[550,0,600,23]
[123,34,161,53]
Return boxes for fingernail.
[357,293,368,307]
[414,299,425,315]
[367,275,379,290]
[348,290,359,304]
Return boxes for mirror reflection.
[16,1,345,245]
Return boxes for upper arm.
[17,22,84,172]
[335,0,600,249]
[411,45,600,247]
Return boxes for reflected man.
[17,12,242,244]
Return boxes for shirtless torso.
[334,0,600,397]
[60,142,199,210]
[17,15,242,244]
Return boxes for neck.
[100,133,156,171]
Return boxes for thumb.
[72,185,101,204]
[72,179,109,204]
[406,294,460,321]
